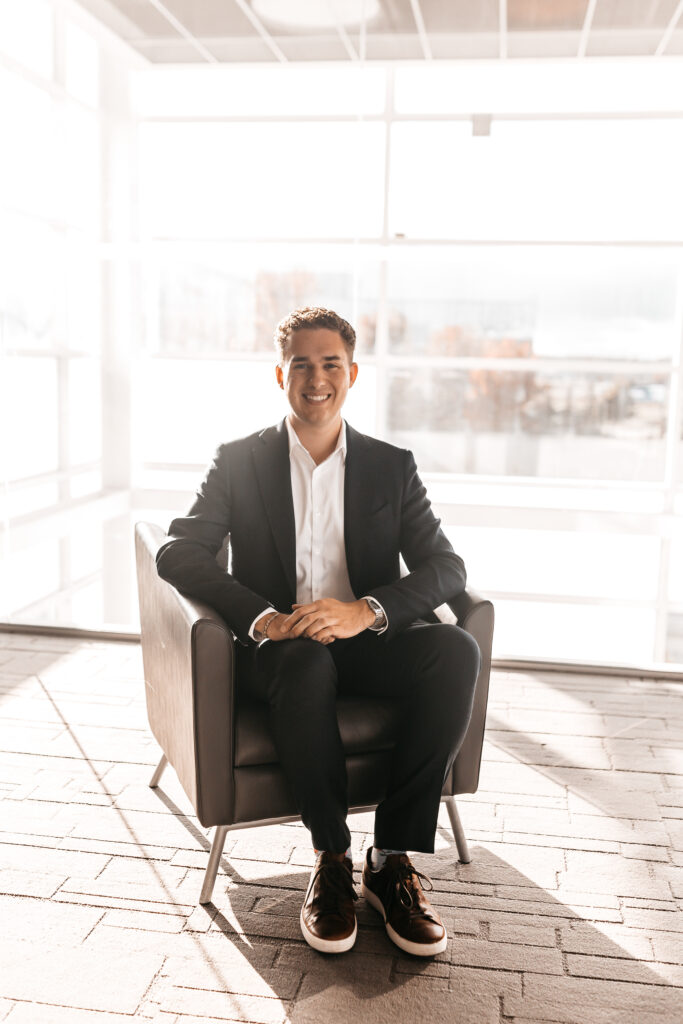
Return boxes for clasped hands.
[256,598,374,645]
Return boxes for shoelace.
[388,860,435,912]
[309,860,359,913]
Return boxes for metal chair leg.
[149,754,167,788]
[200,825,229,904]
[444,795,471,863]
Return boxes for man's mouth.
[303,393,331,403]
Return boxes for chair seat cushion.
[234,695,402,768]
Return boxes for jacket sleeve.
[155,445,273,644]
[366,450,466,639]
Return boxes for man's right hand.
[254,611,293,642]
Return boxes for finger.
[282,604,319,628]
[302,618,328,638]
[309,625,334,642]
[289,613,327,637]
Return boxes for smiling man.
[156,306,480,957]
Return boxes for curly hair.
[274,306,356,363]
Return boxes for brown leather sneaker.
[361,849,447,956]
[300,851,358,953]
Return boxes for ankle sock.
[370,846,407,871]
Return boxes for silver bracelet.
[262,613,278,640]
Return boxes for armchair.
[134,521,494,904]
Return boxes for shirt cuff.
[248,607,278,642]
[363,596,388,635]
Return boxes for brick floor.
[0,631,681,1023]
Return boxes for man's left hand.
[281,598,374,644]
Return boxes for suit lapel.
[252,420,297,598]
[344,422,377,590]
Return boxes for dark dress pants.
[236,622,481,854]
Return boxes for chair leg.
[200,825,229,905]
[444,796,471,863]
[149,754,168,789]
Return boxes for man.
[156,306,480,957]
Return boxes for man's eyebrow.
[290,355,343,362]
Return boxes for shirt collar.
[285,417,347,464]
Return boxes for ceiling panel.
[88,0,181,36]
[420,0,499,33]
[508,0,589,31]
[592,0,681,29]
[161,0,259,35]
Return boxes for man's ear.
[349,362,359,387]
[275,364,284,389]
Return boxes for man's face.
[276,328,358,430]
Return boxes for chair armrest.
[436,588,494,796]
[135,521,236,826]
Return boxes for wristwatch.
[365,597,387,631]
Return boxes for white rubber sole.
[361,880,448,957]
[299,905,357,954]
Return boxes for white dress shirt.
[248,418,387,640]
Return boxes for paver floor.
[0,631,681,1023]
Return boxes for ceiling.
[74,0,683,63]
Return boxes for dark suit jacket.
[156,419,466,645]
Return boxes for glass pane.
[132,66,385,117]
[0,71,57,220]
[70,469,102,499]
[132,359,286,465]
[148,254,378,356]
[389,120,683,241]
[0,540,60,620]
[386,368,668,480]
[59,105,100,233]
[2,356,59,479]
[139,122,385,239]
[65,21,99,108]
[493,599,657,664]
[69,521,103,579]
[66,232,101,354]
[669,536,683,603]
[0,0,53,79]
[70,581,104,626]
[386,247,679,361]
[445,525,660,601]
[0,214,67,351]
[68,358,101,465]
[667,613,683,663]
[1,481,60,518]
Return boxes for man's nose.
[308,367,326,387]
